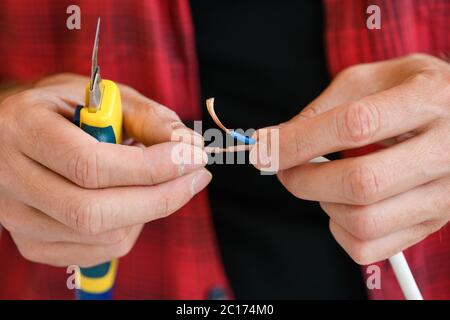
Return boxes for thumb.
[297,67,371,119]
[33,73,204,147]
[120,86,204,147]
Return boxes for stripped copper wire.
[205,98,256,153]
[206,98,232,135]
[204,145,252,153]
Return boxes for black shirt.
[191,0,367,299]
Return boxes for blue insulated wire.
[229,130,256,145]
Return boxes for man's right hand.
[0,73,211,267]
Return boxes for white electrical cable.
[310,155,423,300]
[389,252,423,300]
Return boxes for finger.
[18,108,207,188]
[33,73,203,147]
[68,168,213,234]
[255,77,442,171]
[34,73,87,90]
[320,177,450,241]
[9,155,212,234]
[329,218,444,265]
[11,224,143,268]
[299,65,378,119]
[34,74,203,149]
[0,196,138,245]
[32,74,87,118]
[299,55,432,118]
[278,132,448,204]
[120,86,204,147]
[34,73,202,149]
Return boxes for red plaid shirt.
[0,0,448,299]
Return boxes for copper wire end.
[204,145,252,153]
[206,98,231,134]
[205,97,255,153]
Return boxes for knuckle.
[17,246,34,262]
[0,94,29,134]
[141,151,156,185]
[338,101,381,145]
[347,242,375,265]
[155,196,171,219]
[14,89,50,115]
[3,88,42,112]
[105,228,131,246]
[420,220,444,236]
[431,179,450,214]
[329,220,378,265]
[422,68,447,82]
[408,64,450,98]
[406,52,430,62]
[115,242,133,259]
[65,198,105,235]
[348,206,380,240]
[410,68,443,85]
[16,243,42,264]
[277,170,290,188]
[405,53,446,69]
[0,98,13,127]
[343,162,383,204]
[429,126,450,162]
[110,235,134,259]
[0,210,18,233]
[338,64,369,83]
[13,88,38,104]
[141,102,160,121]
[155,103,179,120]
[300,104,320,118]
[318,201,332,215]
[68,147,100,189]
[140,101,179,125]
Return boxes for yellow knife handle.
[76,79,122,300]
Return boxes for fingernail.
[177,145,208,176]
[191,169,212,195]
[171,123,204,147]
[299,108,316,118]
[188,131,205,147]
[249,130,272,169]
[194,146,209,166]
[170,121,185,130]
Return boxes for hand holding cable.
[250,54,450,297]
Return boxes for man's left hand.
[252,53,450,265]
